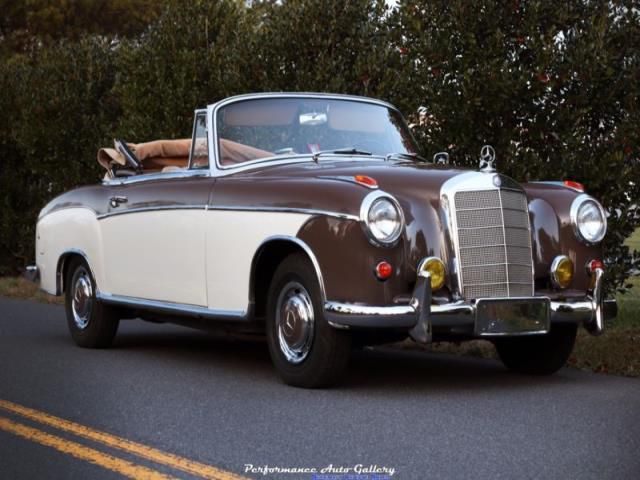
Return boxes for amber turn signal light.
[418,257,446,291]
[550,255,574,289]
[375,261,393,280]
[354,175,378,188]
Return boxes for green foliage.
[250,0,396,97]
[0,65,26,272]
[11,38,119,185]
[0,38,118,274]
[390,0,640,291]
[0,0,638,290]
[0,0,162,55]
[113,0,253,139]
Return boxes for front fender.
[36,208,105,295]
[297,216,409,305]
[524,183,604,291]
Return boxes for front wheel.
[266,253,351,388]
[494,323,577,375]
[65,258,119,348]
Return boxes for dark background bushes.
[0,37,119,272]
[113,0,252,139]
[0,0,638,290]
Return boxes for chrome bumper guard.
[324,267,616,342]
[24,265,40,284]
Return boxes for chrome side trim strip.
[102,169,209,186]
[96,205,206,220]
[209,205,359,221]
[96,205,358,221]
[96,293,247,321]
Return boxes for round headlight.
[360,192,404,246]
[571,195,607,244]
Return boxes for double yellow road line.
[0,399,247,480]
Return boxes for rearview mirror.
[299,111,327,126]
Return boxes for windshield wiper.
[385,152,429,163]
[312,148,372,162]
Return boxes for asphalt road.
[0,296,639,480]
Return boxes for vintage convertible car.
[31,93,616,387]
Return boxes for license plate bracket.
[475,297,550,336]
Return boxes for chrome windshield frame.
[208,92,415,178]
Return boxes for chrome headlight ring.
[359,190,405,247]
[570,194,607,245]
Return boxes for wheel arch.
[56,249,95,295]
[249,236,325,321]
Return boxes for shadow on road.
[346,347,571,393]
[101,320,573,395]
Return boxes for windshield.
[215,97,418,167]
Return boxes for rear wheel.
[65,258,119,348]
[266,253,351,388]
[494,323,577,375]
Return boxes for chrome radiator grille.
[453,188,534,299]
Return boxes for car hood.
[237,158,470,208]
[227,158,594,289]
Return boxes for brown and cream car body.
[31,93,616,387]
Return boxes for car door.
[100,112,213,306]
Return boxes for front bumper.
[324,267,616,342]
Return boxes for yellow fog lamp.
[418,257,446,291]
[551,255,574,289]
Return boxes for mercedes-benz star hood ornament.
[479,145,496,172]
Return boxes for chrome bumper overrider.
[324,267,616,342]
[24,265,40,283]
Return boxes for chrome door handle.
[110,195,128,208]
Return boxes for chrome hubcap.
[72,269,92,330]
[276,281,314,364]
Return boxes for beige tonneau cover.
[98,139,191,175]
[98,138,273,177]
